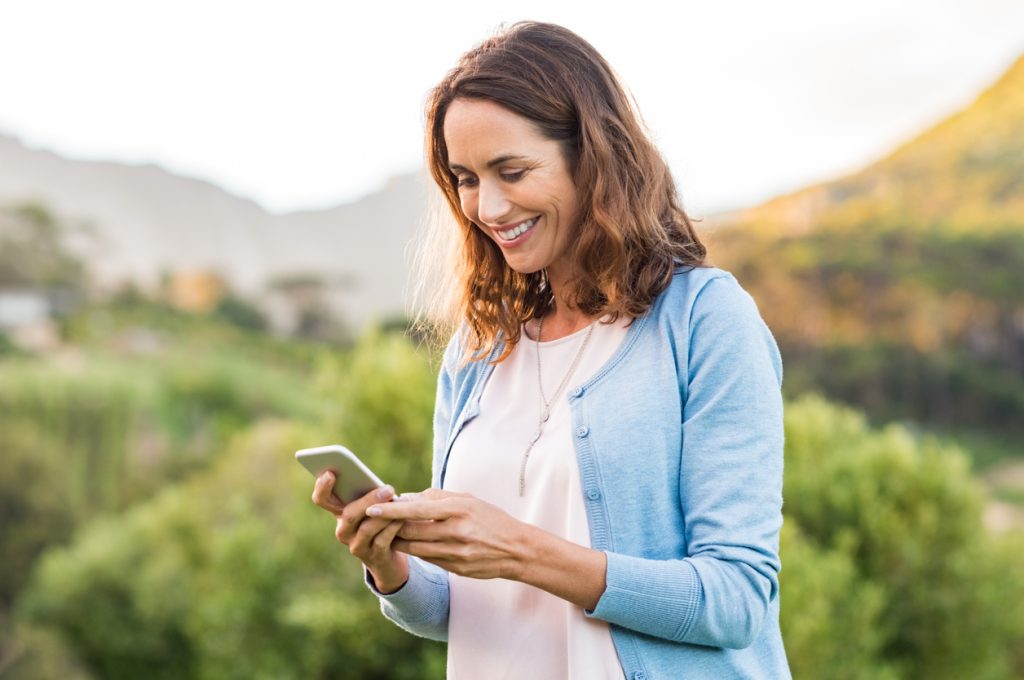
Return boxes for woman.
[312,21,791,679]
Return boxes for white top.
[443,316,631,680]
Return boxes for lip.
[490,215,540,247]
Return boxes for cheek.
[459,194,476,221]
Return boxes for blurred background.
[1,1,1023,678]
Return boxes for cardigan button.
[633,673,647,680]
[575,425,589,438]
[571,385,584,397]
[586,488,601,501]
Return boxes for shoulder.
[653,265,763,325]
[437,325,503,388]
[650,265,782,381]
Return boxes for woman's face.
[443,98,580,280]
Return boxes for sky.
[1,0,1022,217]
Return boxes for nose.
[475,179,512,226]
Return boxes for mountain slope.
[0,133,429,325]
[727,54,1024,234]
[711,52,1024,438]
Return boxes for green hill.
[711,53,1024,447]
[726,54,1024,234]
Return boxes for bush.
[15,331,445,679]
[781,395,1024,679]
[12,335,1024,679]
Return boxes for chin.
[500,256,545,276]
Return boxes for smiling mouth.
[495,216,539,242]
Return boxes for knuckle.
[348,530,367,554]
[371,531,390,551]
[448,499,468,517]
[335,517,351,543]
[349,533,364,551]
[340,505,359,525]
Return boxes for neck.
[536,266,593,341]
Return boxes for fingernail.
[366,505,383,517]
[377,485,394,500]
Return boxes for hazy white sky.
[1,0,1022,216]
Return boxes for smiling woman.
[444,98,581,290]
[310,20,790,680]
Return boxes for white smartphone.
[295,444,387,504]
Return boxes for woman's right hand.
[311,471,409,593]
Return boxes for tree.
[0,202,88,289]
[781,395,1024,679]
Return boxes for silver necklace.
[518,314,595,496]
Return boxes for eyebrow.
[448,154,529,173]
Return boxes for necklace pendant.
[540,407,550,423]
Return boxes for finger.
[339,485,396,540]
[366,497,460,521]
[396,519,447,542]
[335,513,392,545]
[344,484,395,520]
[371,519,406,552]
[352,518,399,548]
[392,538,456,560]
[350,516,402,554]
[391,489,437,503]
[312,472,346,514]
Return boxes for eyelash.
[456,170,526,188]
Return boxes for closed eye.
[455,169,526,189]
[500,170,526,182]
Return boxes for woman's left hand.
[366,488,530,580]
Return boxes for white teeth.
[497,217,537,241]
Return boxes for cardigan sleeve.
[586,273,784,649]
[363,556,450,642]
[361,332,462,641]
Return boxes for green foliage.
[718,219,1024,440]
[778,523,897,680]
[0,303,330,656]
[9,332,1023,679]
[0,358,144,518]
[0,343,322,519]
[781,395,1024,679]
[0,330,21,356]
[313,328,438,490]
[0,624,91,680]
[781,342,1024,436]
[0,422,75,610]
[712,53,1024,445]
[0,202,87,289]
[212,294,268,332]
[14,331,446,679]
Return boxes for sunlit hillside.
[2,46,1024,680]
[711,53,1024,456]
[725,54,1024,234]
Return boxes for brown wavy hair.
[415,21,706,362]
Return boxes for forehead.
[443,99,551,164]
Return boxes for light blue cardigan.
[365,266,792,679]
